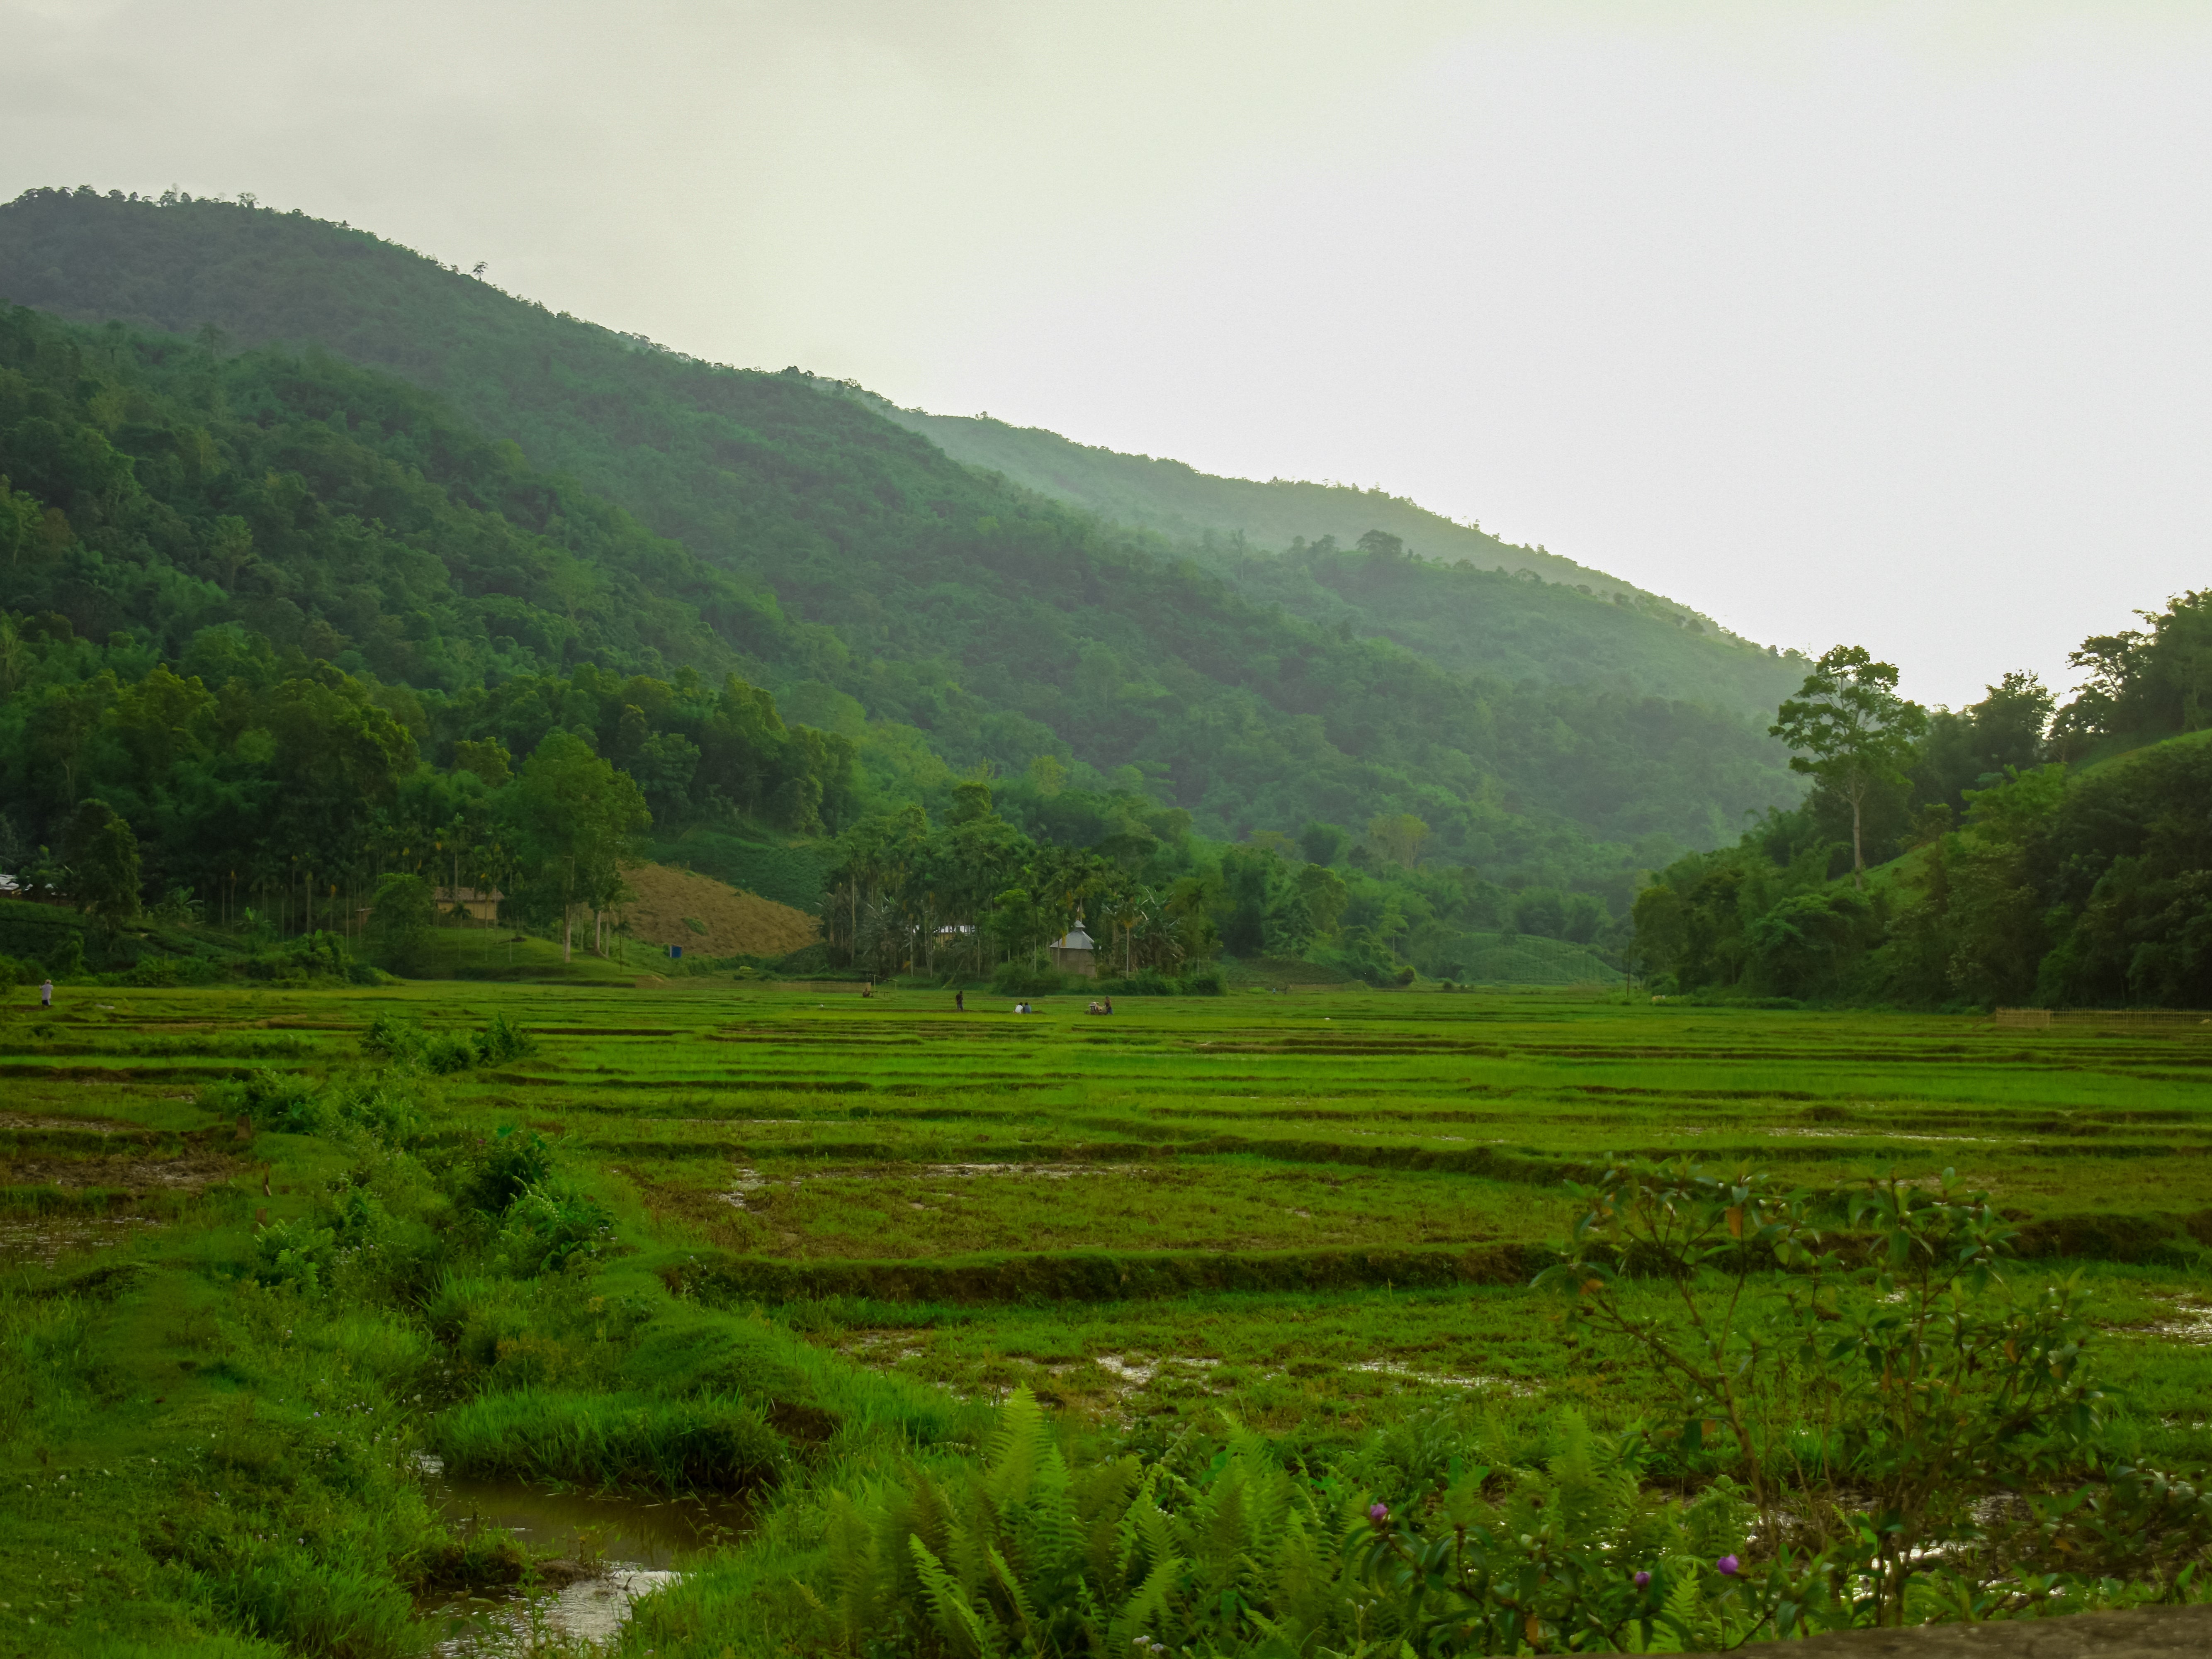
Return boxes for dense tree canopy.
[11,188,2202,1007]
[1638,599,2212,1009]
[0,189,1803,865]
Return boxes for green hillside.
[869,398,1648,594]
[1635,622,2212,1010]
[860,397,1806,709]
[0,186,1800,874]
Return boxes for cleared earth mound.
[617,865,819,959]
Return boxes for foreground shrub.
[494,1180,613,1276]
[473,1011,538,1064]
[364,1012,537,1073]
[772,1389,1799,1657]
[238,1067,323,1133]
[1538,1158,2183,1623]
[233,1068,426,1142]
[253,1216,339,1294]
[469,1124,557,1212]
[362,1013,473,1073]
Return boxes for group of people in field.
[948,990,1110,1015]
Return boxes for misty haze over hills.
[0,187,1805,876]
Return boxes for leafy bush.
[149,883,204,925]
[470,1125,557,1213]
[253,1217,338,1294]
[365,1012,535,1073]
[120,950,216,986]
[364,872,438,975]
[239,1068,324,1133]
[325,1076,428,1143]
[783,1389,1808,1657]
[472,1012,537,1065]
[990,961,1078,996]
[494,1180,613,1276]
[1097,966,1225,997]
[1540,1159,2130,1623]
[1307,943,1400,987]
[233,1068,425,1143]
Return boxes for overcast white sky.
[7,0,2210,707]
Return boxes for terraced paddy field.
[6,981,2212,1653]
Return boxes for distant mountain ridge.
[0,185,1804,871]
[841,392,1801,713]
[866,399,1647,598]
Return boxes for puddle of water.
[0,1213,161,1267]
[1352,1359,1538,1396]
[2134,1303,2212,1344]
[1764,1128,1990,1143]
[435,1469,745,1566]
[423,1470,744,1655]
[432,1568,679,1656]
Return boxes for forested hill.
[0,186,1799,869]
[858,399,1801,711]
[868,400,1618,586]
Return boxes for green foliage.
[362,1013,473,1073]
[494,1180,613,1277]
[1096,966,1224,996]
[1771,646,1930,884]
[1544,1158,2124,1624]
[471,1125,557,1213]
[238,1065,323,1132]
[777,1386,1812,1657]
[869,398,1808,709]
[504,728,649,957]
[0,192,1805,879]
[431,1389,782,1493]
[235,1065,429,1142]
[363,871,436,974]
[473,1011,536,1064]
[253,1215,338,1294]
[60,796,141,926]
[989,961,1078,997]
[2056,589,2212,753]
[1645,729,2212,1008]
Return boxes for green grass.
[5,980,2212,1651]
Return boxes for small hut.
[433,885,505,923]
[1048,924,1097,978]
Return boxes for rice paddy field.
[6,979,2212,1654]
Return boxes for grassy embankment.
[5,981,2212,1652]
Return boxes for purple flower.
[1716,1554,1741,1577]
[1633,1571,1651,1588]
[1368,1502,1390,1525]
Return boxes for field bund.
[9,983,2212,1427]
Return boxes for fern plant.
[787,1390,1795,1657]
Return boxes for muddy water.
[424,1465,746,1655]
[0,1212,161,1267]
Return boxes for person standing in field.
[41,978,53,1008]
[955,990,965,1012]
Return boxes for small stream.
[423,1464,746,1655]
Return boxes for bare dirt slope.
[616,864,819,959]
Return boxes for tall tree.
[1365,813,1430,871]
[1771,647,1928,888]
[63,798,142,929]
[502,731,649,961]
